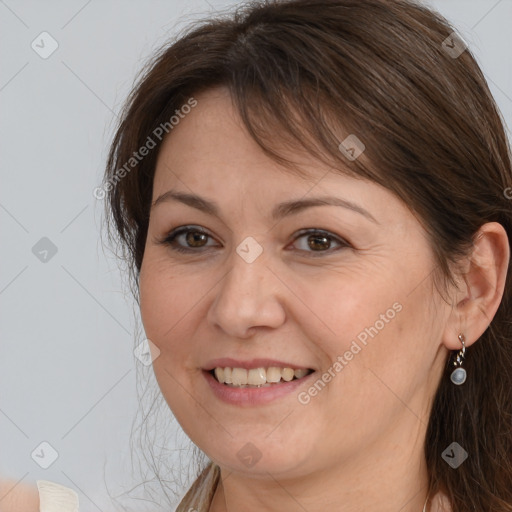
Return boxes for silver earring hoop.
[450,333,467,385]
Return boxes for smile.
[211,366,313,387]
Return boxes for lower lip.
[202,370,316,406]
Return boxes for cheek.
[291,268,397,355]
[139,253,188,334]
[139,256,183,353]
[139,262,165,339]
[302,264,432,402]
[138,254,210,370]
[138,258,197,413]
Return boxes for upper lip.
[203,358,314,371]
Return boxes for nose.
[206,244,286,339]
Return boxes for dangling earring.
[450,333,467,385]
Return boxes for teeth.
[214,367,224,383]
[266,367,282,383]
[211,366,312,386]
[231,368,248,386]
[247,368,266,385]
[281,368,295,381]
[294,368,309,379]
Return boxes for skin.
[138,86,509,512]
[0,478,40,512]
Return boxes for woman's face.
[139,87,452,479]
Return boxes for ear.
[442,222,510,350]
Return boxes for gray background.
[1,1,511,511]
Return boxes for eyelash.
[157,225,350,257]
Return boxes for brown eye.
[291,229,349,255]
[307,234,331,251]
[159,226,218,253]
[185,230,208,247]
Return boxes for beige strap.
[36,480,79,512]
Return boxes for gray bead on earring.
[450,333,467,385]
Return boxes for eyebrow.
[151,190,379,224]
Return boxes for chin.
[198,433,319,479]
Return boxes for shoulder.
[36,480,79,512]
[0,477,181,512]
[0,478,79,512]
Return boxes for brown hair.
[103,0,512,510]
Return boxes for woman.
[4,0,511,510]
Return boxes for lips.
[203,358,314,372]
[201,357,315,405]
[202,366,316,406]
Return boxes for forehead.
[155,88,349,190]
[151,87,405,225]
